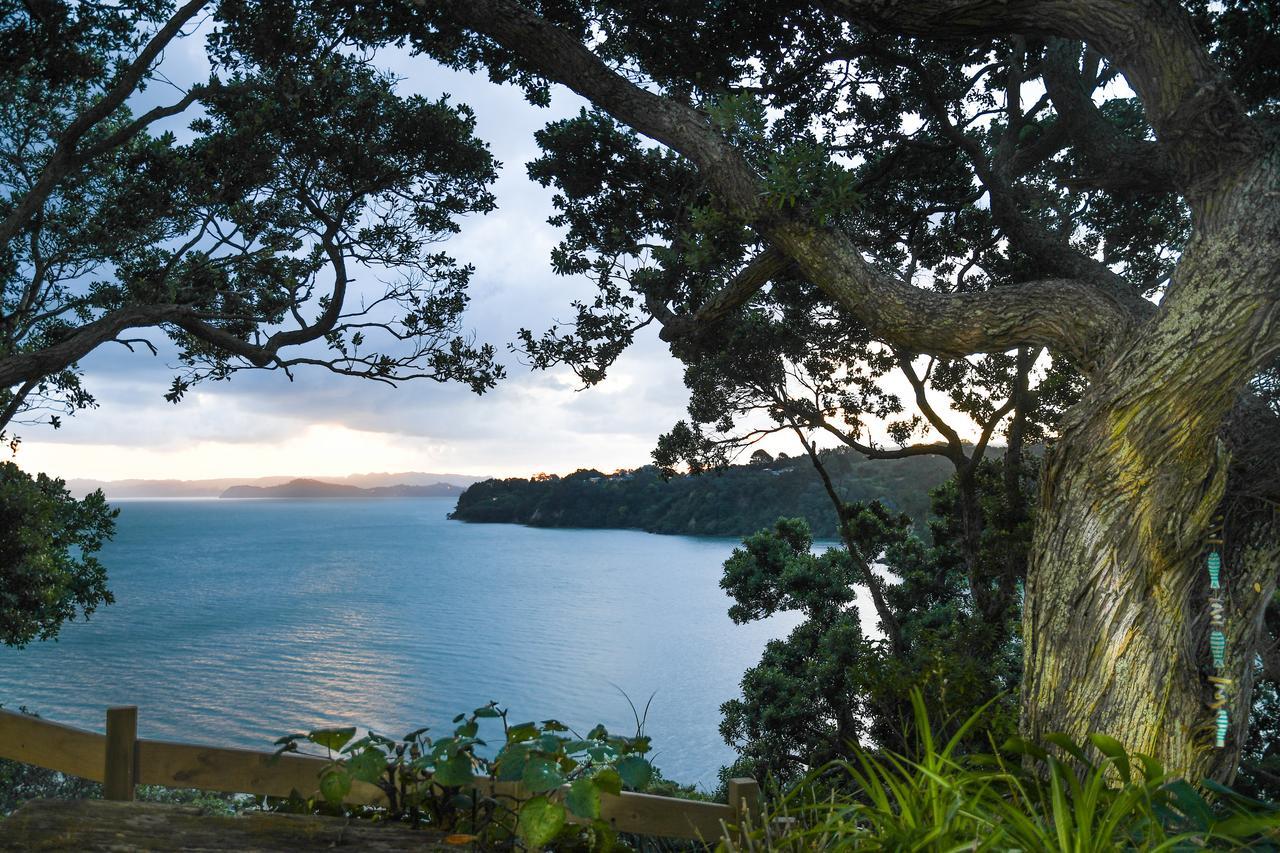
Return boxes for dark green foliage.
[271,702,657,850]
[449,449,955,539]
[1,0,502,438]
[0,461,116,647]
[739,695,1280,851]
[719,461,1027,787]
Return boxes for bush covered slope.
[449,449,957,538]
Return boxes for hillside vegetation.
[449,449,958,538]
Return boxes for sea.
[0,497,810,789]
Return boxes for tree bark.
[1022,156,1280,779]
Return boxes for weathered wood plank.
[0,800,456,851]
[0,709,104,782]
[136,740,386,804]
[0,709,741,842]
[596,790,731,842]
[104,706,138,801]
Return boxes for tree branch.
[444,0,1143,370]
[0,0,211,248]
[824,0,1263,208]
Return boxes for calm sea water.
[0,497,806,787]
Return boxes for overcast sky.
[15,24,993,484]
[17,34,731,482]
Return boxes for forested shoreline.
[448,449,957,538]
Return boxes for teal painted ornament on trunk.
[1208,552,1221,589]
[1210,630,1226,667]
[1217,709,1229,748]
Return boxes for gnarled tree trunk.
[1022,157,1280,779]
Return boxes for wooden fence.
[0,706,759,843]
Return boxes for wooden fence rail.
[0,706,759,843]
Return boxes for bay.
[0,497,804,788]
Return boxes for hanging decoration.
[1206,516,1230,748]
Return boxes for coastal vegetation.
[449,450,954,538]
[3,0,1280,847]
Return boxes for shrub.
[724,693,1280,852]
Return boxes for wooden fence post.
[727,777,761,845]
[104,706,137,801]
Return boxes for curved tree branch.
[444,0,1145,370]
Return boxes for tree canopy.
[0,0,503,444]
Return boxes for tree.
[0,1,507,642]
[0,462,116,647]
[719,465,1027,784]
[0,0,504,442]
[368,0,1280,780]
[748,449,773,465]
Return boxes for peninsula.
[219,479,464,499]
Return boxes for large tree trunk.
[1022,158,1280,779]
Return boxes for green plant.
[724,692,1280,851]
[271,701,659,850]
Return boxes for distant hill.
[449,449,963,539]
[67,471,483,498]
[220,479,464,499]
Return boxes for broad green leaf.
[347,748,386,785]
[562,739,595,754]
[616,755,652,790]
[474,706,502,718]
[308,727,356,752]
[566,777,601,820]
[522,755,565,793]
[541,719,569,732]
[592,767,622,796]
[319,768,352,806]
[495,743,529,782]
[455,720,479,738]
[590,818,618,852]
[517,796,565,848]
[433,753,474,787]
[507,722,539,743]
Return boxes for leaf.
[590,818,618,852]
[1087,733,1130,783]
[495,744,529,782]
[474,706,502,718]
[319,768,352,806]
[522,755,565,793]
[517,796,566,849]
[309,727,356,752]
[592,767,622,796]
[541,719,569,732]
[433,753,474,787]
[507,721,540,743]
[347,748,386,785]
[566,777,601,820]
[616,755,652,790]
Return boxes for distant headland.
[67,471,485,499]
[219,478,463,499]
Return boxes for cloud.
[17,46,703,481]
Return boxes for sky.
[14,17,981,483]
[17,28,714,482]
